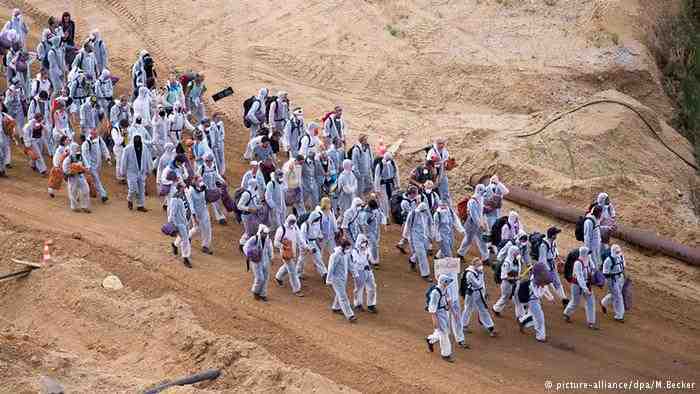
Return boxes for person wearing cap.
[395,186,420,254]
[197,151,228,225]
[327,238,357,322]
[336,159,358,215]
[282,155,306,216]
[186,73,207,123]
[433,198,465,259]
[456,184,490,265]
[268,91,289,133]
[61,142,91,212]
[539,227,568,306]
[403,202,434,281]
[563,246,598,329]
[210,112,226,174]
[246,87,268,139]
[373,151,399,219]
[349,134,374,196]
[426,274,455,362]
[265,169,287,231]
[426,137,451,203]
[81,127,112,202]
[283,106,304,158]
[245,224,274,301]
[120,134,152,212]
[461,258,497,338]
[601,244,626,322]
[274,214,305,297]
[79,96,100,137]
[168,181,193,268]
[185,176,213,254]
[359,196,386,265]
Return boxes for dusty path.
[0,1,699,392]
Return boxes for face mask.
[425,188,432,193]
[159,110,166,117]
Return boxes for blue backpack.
[424,285,445,312]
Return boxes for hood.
[597,192,609,206]
[257,87,268,100]
[163,142,175,153]
[507,244,520,260]
[383,152,393,162]
[69,142,80,155]
[356,233,369,250]
[507,211,519,227]
[100,69,111,79]
[473,184,486,199]
[611,244,622,258]
[350,197,364,211]
[257,224,270,237]
[342,159,353,172]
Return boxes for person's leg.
[563,285,581,317]
[366,270,377,308]
[612,278,625,320]
[492,281,512,313]
[136,177,146,207]
[333,282,355,320]
[529,300,546,341]
[584,292,596,325]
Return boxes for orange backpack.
[457,197,470,222]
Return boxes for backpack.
[564,249,580,283]
[489,216,509,247]
[484,193,502,214]
[232,188,251,223]
[389,191,407,224]
[532,262,553,287]
[424,285,445,312]
[492,258,503,284]
[143,54,154,71]
[347,144,361,159]
[517,280,531,304]
[180,72,195,93]
[264,95,278,120]
[575,216,593,241]
[297,134,311,151]
[41,45,51,70]
[321,111,334,124]
[242,96,256,127]
[528,232,547,261]
[298,211,322,227]
[457,197,470,222]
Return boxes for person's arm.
[538,243,548,265]
[602,256,612,276]
[584,218,593,248]
[118,147,128,176]
[574,261,589,294]
[274,227,283,249]
[100,138,111,162]
[326,254,336,285]
[246,101,260,124]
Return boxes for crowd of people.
[0,8,630,364]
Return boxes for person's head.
[368,197,379,211]
[508,244,520,260]
[62,12,71,23]
[89,128,98,139]
[286,214,297,227]
[12,9,20,18]
[407,186,419,199]
[547,226,561,241]
[578,246,591,262]
[59,135,69,147]
[351,197,364,211]
[438,198,449,209]
[294,154,304,166]
[508,211,519,226]
[84,41,93,53]
[90,95,98,106]
[383,151,393,162]
[250,161,259,173]
[200,117,210,127]
[34,112,44,123]
[196,74,205,83]
[342,159,353,172]
[176,181,187,192]
[135,116,143,126]
[38,91,49,102]
[425,158,435,168]
[69,142,80,155]
[40,71,48,80]
[293,107,303,120]
[260,136,270,148]
[334,105,343,118]
[437,274,452,289]
[358,134,368,146]
[357,234,370,251]
[204,153,215,166]
[174,155,186,167]
[591,205,603,219]
[320,196,332,212]
[340,238,352,253]
[518,232,528,248]
[424,180,434,192]
[258,87,268,99]
[277,91,288,100]
[118,118,129,129]
[474,184,486,198]
[259,224,270,242]
[470,257,483,269]
[274,169,284,182]
[611,244,622,259]
[307,122,319,136]
[48,16,56,28]
[435,137,446,150]
[490,174,500,184]
[212,112,222,123]
[158,106,166,117]
[597,192,610,206]
[169,71,177,81]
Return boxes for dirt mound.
[0,227,353,393]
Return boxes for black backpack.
[517,280,531,303]
[298,211,322,227]
[575,216,593,241]
[424,285,444,312]
[389,191,407,224]
[529,232,547,261]
[489,216,510,247]
[242,96,256,127]
[492,258,503,284]
[41,45,51,70]
[564,249,580,283]
[264,95,278,120]
[232,188,251,223]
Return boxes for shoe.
[348,316,357,323]
[601,305,608,315]
[536,338,548,343]
[463,327,473,334]
[183,258,192,268]
[421,276,433,283]
[409,260,416,272]
[136,206,148,212]
[259,295,268,302]
[614,318,625,323]
[367,305,377,313]
[563,314,572,323]
[332,308,343,314]
[218,218,227,225]
[354,305,365,312]
[253,293,262,301]
[519,320,526,334]
[294,291,304,297]
[561,299,569,308]
[395,244,407,255]
[321,273,327,283]
[492,308,501,318]
[101,196,108,203]
[128,201,133,210]
[588,323,599,331]
[488,330,498,338]
[48,192,54,198]
[202,246,213,255]
[238,244,244,254]
[441,355,455,363]
[72,208,81,213]
[171,243,179,256]
[162,205,168,211]
[82,208,91,213]
[426,337,434,353]
[275,278,284,287]
[457,341,470,349]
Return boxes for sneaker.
[457,341,470,349]
[458,255,465,264]
[128,201,133,210]
[354,305,365,312]
[321,273,327,283]
[218,218,227,225]
[348,316,357,323]
[421,276,433,283]
[563,314,572,323]
[425,337,434,353]
[488,330,498,338]
[441,355,455,363]
[136,206,149,212]
[202,246,213,255]
[162,205,168,211]
[183,258,192,268]
[395,243,408,255]
[259,295,268,302]
[101,196,108,203]
[561,299,569,308]
[48,192,54,198]
[253,293,262,301]
[588,323,599,331]
[238,244,244,254]
[82,208,91,213]
[463,327,473,334]
[171,243,179,256]
[614,318,625,323]
[536,338,548,343]
[294,291,304,297]
[275,278,284,287]
[601,304,608,315]
[332,308,343,314]
[492,308,501,318]
[367,305,377,313]
[71,208,81,213]
[409,260,416,272]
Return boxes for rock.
[102,275,123,290]
[70,232,82,240]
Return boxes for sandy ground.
[0,0,699,392]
